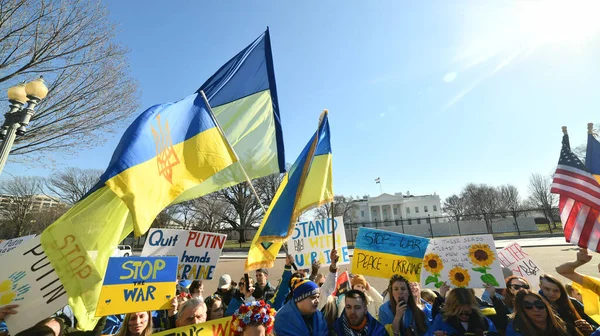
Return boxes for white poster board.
[287,217,350,268]
[421,234,505,289]
[497,242,544,286]
[141,229,226,280]
[0,236,68,334]
[0,235,35,256]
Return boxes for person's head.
[387,275,428,333]
[321,295,339,329]
[255,269,269,286]
[420,288,436,306]
[565,283,583,303]
[539,274,564,303]
[219,274,233,291]
[176,298,207,327]
[112,312,152,336]
[442,288,481,323]
[230,301,276,336]
[291,278,320,315]
[351,274,368,292]
[344,290,368,327]
[190,280,204,299]
[239,277,255,296]
[512,290,568,335]
[205,294,227,321]
[503,276,530,307]
[16,317,65,336]
[315,273,326,287]
[409,282,421,300]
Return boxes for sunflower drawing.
[468,244,496,267]
[424,253,446,288]
[449,266,471,288]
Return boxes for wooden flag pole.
[331,202,336,251]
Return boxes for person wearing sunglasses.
[506,290,573,336]
[431,288,500,336]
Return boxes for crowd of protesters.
[5,248,600,335]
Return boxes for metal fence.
[123,207,563,250]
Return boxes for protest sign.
[0,236,68,334]
[0,234,35,256]
[421,235,505,289]
[96,256,177,316]
[351,227,430,282]
[287,217,349,268]
[497,242,544,286]
[141,229,226,280]
[153,317,232,336]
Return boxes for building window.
[417,219,421,224]
[361,211,365,217]
[406,207,410,214]
[424,206,429,213]
[433,205,438,211]
[426,217,431,224]
[415,206,419,213]
[393,208,398,215]
[408,219,412,225]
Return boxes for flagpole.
[331,202,336,251]
[200,90,297,268]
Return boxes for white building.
[349,192,443,224]
[0,194,64,212]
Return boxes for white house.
[349,192,442,224]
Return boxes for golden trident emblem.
[151,114,180,184]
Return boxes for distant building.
[349,192,443,224]
[0,194,65,212]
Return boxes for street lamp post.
[0,77,48,175]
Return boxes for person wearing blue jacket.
[430,288,500,336]
[274,278,328,336]
[379,275,430,336]
[334,290,386,336]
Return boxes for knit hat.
[351,274,367,288]
[291,278,320,303]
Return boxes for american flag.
[552,133,600,252]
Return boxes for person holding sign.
[274,278,328,336]
[379,275,429,336]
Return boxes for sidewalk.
[220,236,570,259]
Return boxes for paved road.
[203,240,595,299]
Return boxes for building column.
[391,204,395,221]
[368,205,373,223]
[379,205,383,221]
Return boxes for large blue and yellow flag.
[39,29,285,330]
[245,111,333,272]
[586,123,600,183]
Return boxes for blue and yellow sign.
[95,256,177,316]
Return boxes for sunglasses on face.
[458,310,471,316]
[523,300,546,310]
[510,284,530,290]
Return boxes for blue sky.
[6,1,600,202]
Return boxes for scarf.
[340,312,369,336]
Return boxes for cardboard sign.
[141,229,226,280]
[421,235,505,289]
[0,236,68,334]
[497,242,544,286]
[351,228,430,282]
[96,256,177,316]
[0,235,35,256]
[153,317,232,336]
[287,217,350,268]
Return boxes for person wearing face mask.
[230,301,276,336]
[431,288,499,336]
[378,275,429,336]
[334,290,386,336]
[274,278,327,336]
[506,290,573,336]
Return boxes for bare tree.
[215,182,263,243]
[0,176,44,237]
[527,173,558,227]
[45,167,102,203]
[315,195,358,223]
[443,194,466,222]
[498,184,521,212]
[462,183,501,232]
[0,0,138,162]
[253,171,285,208]
[186,194,228,232]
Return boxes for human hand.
[433,331,448,336]
[167,297,178,317]
[311,259,321,275]
[575,319,593,334]
[577,248,592,265]
[286,254,294,267]
[0,304,17,321]
[439,282,450,298]
[395,299,407,317]
[330,249,339,266]
[484,284,496,298]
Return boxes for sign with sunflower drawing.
[420,235,505,289]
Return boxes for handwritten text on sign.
[288,217,349,267]
[1,236,68,335]
[497,243,543,286]
[141,229,226,280]
[96,256,177,316]
[351,228,429,282]
[0,234,35,256]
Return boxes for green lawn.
[224,240,252,248]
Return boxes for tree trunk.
[238,228,247,243]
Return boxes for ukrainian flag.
[245,111,333,271]
[40,93,236,329]
[586,129,600,183]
